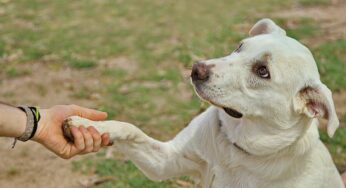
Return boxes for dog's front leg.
[63,116,200,181]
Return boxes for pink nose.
[191,62,210,82]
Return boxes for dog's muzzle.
[191,62,243,119]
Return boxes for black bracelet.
[28,107,41,139]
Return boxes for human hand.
[32,104,110,159]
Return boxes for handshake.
[0,103,111,159]
[34,105,112,159]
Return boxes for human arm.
[0,102,27,138]
[0,103,111,159]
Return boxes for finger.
[80,126,94,153]
[69,104,108,121]
[101,133,112,146]
[65,145,80,159]
[59,144,79,159]
[71,126,85,150]
[88,127,102,152]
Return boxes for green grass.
[274,17,320,40]
[343,114,346,122]
[68,58,97,69]
[313,39,346,91]
[298,0,330,6]
[320,127,346,172]
[71,87,91,99]
[5,67,31,78]
[0,0,291,67]
[94,160,168,188]
[286,19,320,40]
[73,155,194,188]
[0,0,345,187]
[0,41,5,56]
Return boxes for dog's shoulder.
[172,106,222,154]
[185,106,220,132]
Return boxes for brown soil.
[275,0,346,46]
[0,63,104,188]
[0,138,89,188]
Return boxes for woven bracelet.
[12,106,41,148]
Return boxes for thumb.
[69,105,107,121]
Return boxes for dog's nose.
[191,62,210,82]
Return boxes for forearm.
[0,102,26,138]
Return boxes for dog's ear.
[249,18,286,36]
[293,82,339,137]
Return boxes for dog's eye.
[257,66,270,79]
[234,43,243,53]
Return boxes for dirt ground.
[0,63,104,188]
[0,1,345,188]
[276,0,346,46]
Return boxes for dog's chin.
[194,86,243,119]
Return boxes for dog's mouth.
[223,107,243,118]
[193,85,243,119]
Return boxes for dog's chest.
[210,166,258,188]
[209,166,306,188]
[205,147,329,188]
[206,135,306,188]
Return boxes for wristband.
[12,106,41,148]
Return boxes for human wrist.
[32,109,48,143]
[14,108,27,137]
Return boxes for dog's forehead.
[244,34,307,54]
[244,34,315,66]
[240,34,320,81]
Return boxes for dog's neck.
[217,108,319,157]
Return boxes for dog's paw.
[107,122,147,143]
[62,118,74,142]
[62,116,94,142]
[65,116,93,127]
[62,117,147,144]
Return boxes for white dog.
[64,19,344,188]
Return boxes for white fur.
[66,19,344,188]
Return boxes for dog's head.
[191,18,339,138]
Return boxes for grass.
[321,127,346,172]
[5,67,31,78]
[0,0,345,187]
[0,41,5,56]
[71,87,92,99]
[313,39,346,91]
[344,114,346,122]
[68,58,97,69]
[298,0,331,6]
[92,159,169,188]
[73,154,194,188]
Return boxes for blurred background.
[0,0,345,187]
